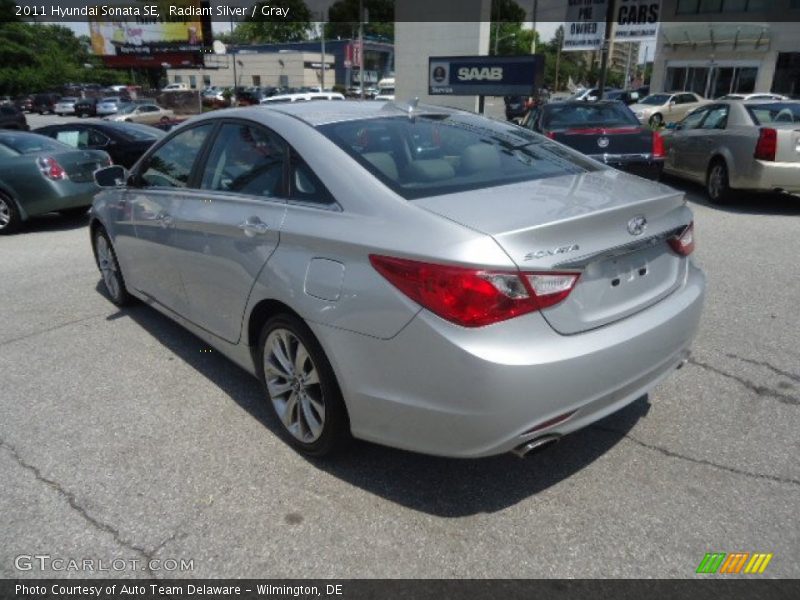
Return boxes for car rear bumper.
[21,181,99,219]
[589,155,664,181]
[741,161,800,195]
[315,262,705,458]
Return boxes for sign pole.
[597,0,616,100]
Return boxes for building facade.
[651,0,800,97]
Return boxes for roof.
[214,100,459,127]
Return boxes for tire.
[93,227,131,306]
[160,116,170,123]
[257,314,350,457]
[649,113,663,128]
[0,193,21,234]
[707,159,734,204]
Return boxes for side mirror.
[95,165,127,187]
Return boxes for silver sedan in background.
[90,101,705,458]
[662,100,800,202]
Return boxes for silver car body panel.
[91,101,705,457]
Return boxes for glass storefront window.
[772,53,800,97]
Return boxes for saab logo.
[457,67,503,81]
[696,552,773,574]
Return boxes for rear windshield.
[543,103,640,130]
[318,114,598,200]
[0,132,69,155]
[746,102,800,124]
[640,94,671,105]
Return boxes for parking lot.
[1,114,799,579]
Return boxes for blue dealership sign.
[428,55,545,96]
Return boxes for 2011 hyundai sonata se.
[90,101,705,458]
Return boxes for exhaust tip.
[512,434,561,458]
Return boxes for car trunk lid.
[52,149,110,183]
[548,126,653,158]
[413,170,692,334]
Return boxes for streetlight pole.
[320,12,326,91]
[597,0,616,100]
[359,0,365,100]
[531,0,538,54]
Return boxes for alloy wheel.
[263,328,325,443]
[95,234,121,300]
[0,198,10,229]
[708,164,725,201]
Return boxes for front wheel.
[258,314,350,457]
[93,228,131,306]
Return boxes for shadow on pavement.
[106,287,647,517]
[662,175,800,216]
[17,210,91,234]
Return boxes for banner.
[563,0,661,51]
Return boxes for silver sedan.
[662,100,800,202]
[90,101,705,458]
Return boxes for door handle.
[238,218,269,237]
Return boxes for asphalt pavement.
[1,116,799,578]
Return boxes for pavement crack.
[591,425,800,487]
[0,437,160,577]
[688,358,799,406]
[0,314,105,348]
[725,353,800,384]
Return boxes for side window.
[55,128,89,148]
[701,105,728,129]
[139,124,213,188]
[680,109,709,130]
[289,150,335,205]
[201,122,287,198]
[88,129,110,146]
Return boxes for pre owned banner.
[563,0,661,51]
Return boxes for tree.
[489,0,532,56]
[324,0,394,42]
[234,0,313,44]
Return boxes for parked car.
[504,95,531,121]
[605,89,644,106]
[14,95,34,113]
[0,131,110,233]
[74,97,99,118]
[629,92,710,127]
[34,120,164,168]
[105,103,175,125]
[33,93,61,115]
[716,93,788,101]
[97,97,125,116]
[162,83,189,91]
[661,100,800,202]
[54,97,79,116]
[261,92,345,104]
[89,102,704,458]
[522,100,665,181]
[0,105,29,130]
[568,87,618,102]
[373,88,395,101]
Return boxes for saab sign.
[429,55,544,96]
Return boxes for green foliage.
[324,0,394,42]
[235,0,313,43]
[491,0,526,22]
[0,22,127,94]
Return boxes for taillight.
[369,255,580,327]
[37,156,68,180]
[652,130,665,159]
[754,127,777,161]
[668,222,694,257]
[544,131,556,139]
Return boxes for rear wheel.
[258,314,350,457]
[93,227,131,306]
[0,193,21,234]
[649,113,663,128]
[160,116,170,123]
[707,159,734,204]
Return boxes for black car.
[522,100,664,180]
[504,95,530,121]
[14,95,34,113]
[33,120,164,168]
[74,97,99,117]
[0,105,28,130]
[33,93,60,114]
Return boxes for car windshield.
[101,97,120,103]
[746,102,800,124]
[640,94,671,105]
[318,113,598,200]
[105,122,164,141]
[0,132,69,155]
[542,103,640,129]
[60,97,78,103]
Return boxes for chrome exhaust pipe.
[512,434,561,458]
